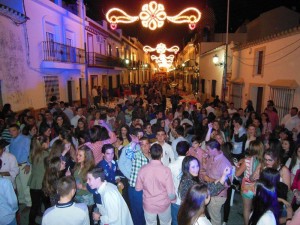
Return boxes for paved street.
[20,192,244,225]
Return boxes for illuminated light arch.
[143,43,179,54]
[105,1,201,30]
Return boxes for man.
[168,141,190,225]
[154,128,175,166]
[0,177,18,225]
[227,102,237,118]
[42,176,89,225]
[0,139,19,188]
[136,143,176,225]
[115,104,126,129]
[281,107,300,132]
[231,117,247,160]
[9,124,31,208]
[92,86,99,106]
[87,168,133,225]
[170,89,182,114]
[164,111,173,133]
[71,106,86,127]
[124,137,151,225]
[204,140,232,225]
[150,110,163,125]
[62,102,74,121]
[171,126,188,159]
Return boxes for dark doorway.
[109,76,113,97]
[67,81,73,104]
[256,87,263,113]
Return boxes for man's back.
[42,202,89,225]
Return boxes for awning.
[231,77,244,84]
[268,79,299,89]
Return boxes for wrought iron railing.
[87,52,127,68]
[42,41,85,64]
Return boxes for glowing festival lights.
[106,1,201,30]
[144,43,180,69]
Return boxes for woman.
[286,144,300,184]
[280,139,295,165]
[89,110,102,128]
[54,114,70,137]
[28,135,50,225]
[249,180,279,225]
[168,118,181,143]
[118,124,131,146]
[74,118,88,141]
[73,145,95,207]
[178,184,211,225]
[42,156,66,206]
[244,124,258,152]
[235,140,264,225]
[261,112,272,143]
[205,120,226,142]
[178,156,230,201]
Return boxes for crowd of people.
[1,82,300,225]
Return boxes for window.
[107,44,112,56]
[44,76,60,103]
[253,47,265,76]
[46,32,55,58]
[270,87,295,120]
[201,79,205,94]
[211,80,216,97]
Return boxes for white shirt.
[281,114,300,131]
[194,216,212,225]
[257,210,276,225]
[0,151,19,188]
[168,156,185,205]
[96,181,133,225]
[153,142,175,166]
[70,115,86,127]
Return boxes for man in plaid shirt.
[124,135,151,225]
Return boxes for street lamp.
[212,54,224,67]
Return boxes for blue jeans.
[171,203,180,225]
[128,186,145,225]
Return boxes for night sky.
[85,0,300,48]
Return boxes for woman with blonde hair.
[73,145,95,207]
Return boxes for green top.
[28,150,49,189]
[74,168,90,196]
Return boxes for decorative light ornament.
[106,1,201,30]
[106,8,139,30]
[145,43,179,69]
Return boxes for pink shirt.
[205,152,231,197]
[85,131,116,164]
[136,160,175,214]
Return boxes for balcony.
[87,52,126,68]
[42,41,85,64]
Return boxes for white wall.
[232,31,300,110]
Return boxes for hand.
[99,120,107,127]
[22,165,30,174]
[92,212,101,221]
[65,167,71,176]
[77,183,83,190]
[223,166,231,176]
[62,143,71,155]
[117,182,124,190]
[208,123,213,129]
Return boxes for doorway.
[67,80,73,104]
[250,85,264,113]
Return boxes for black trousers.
[29,189,43,224]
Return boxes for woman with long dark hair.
[178,156,230,201]
[177,184,211,225]
[249,179,279,225]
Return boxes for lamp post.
[222,0,230,102]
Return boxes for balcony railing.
[87,52,126,68]
[42,41,85,64]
